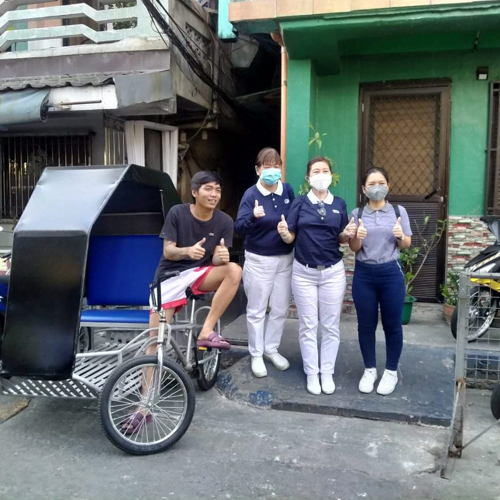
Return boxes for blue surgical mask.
[260,168,282,186]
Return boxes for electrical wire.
[148,0,235,91]
[141,0,237,109]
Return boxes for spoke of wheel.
[132,413,148,443]
[154,412,174,435]
[155,404,184,420]
[158,386,183,401]
[152,412,163,441]
[110,402,137,417]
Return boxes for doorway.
[358,80,451,301]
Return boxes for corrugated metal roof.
[0,71,158,91]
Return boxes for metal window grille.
[104,121,127,166]
[486,82,500,215]
[367,94,441,197]
[0,135,92,220]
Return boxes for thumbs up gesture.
[188,237,206,260]
[216,238,230,263]
[253,200,266,218]
[344,217,357,239]
[392,217,404,239]
[277,214,289,237]
[357,219,367,240]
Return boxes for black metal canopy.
[0,164,179,380]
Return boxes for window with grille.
[486,82,500,215]
[0,135,92,220]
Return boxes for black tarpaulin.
[0,165,179,380]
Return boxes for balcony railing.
[0,0,160,53]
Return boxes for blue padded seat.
[80,309,150,324]
[86,235,162,306]
[81,235,162,328]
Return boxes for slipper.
[120,412,152,435]
[197,331,231,351]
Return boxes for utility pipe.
[270,32,288,181]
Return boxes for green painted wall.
[286,59,317,190]
[287,49,500,216]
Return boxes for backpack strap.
[357,206,363,221]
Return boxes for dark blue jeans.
[352,260,406,371]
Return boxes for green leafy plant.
[400,216,447,299]
[308,124,327,150]
[440,271,459,306]
[298,124,340,195]
[110,2,137,30]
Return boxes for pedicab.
[0,165,222,455]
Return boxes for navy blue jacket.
[235,182,295,256]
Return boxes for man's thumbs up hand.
[393,216,404,239]
[188,237,207,260]
[216,237,230,263]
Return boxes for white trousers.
[243,251,293,357]
[292,260,346,376]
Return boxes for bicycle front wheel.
[99,355,195,455]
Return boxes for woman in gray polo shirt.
[349,167,412,396]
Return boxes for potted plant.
[399,246,419,325]
[440,271,459,324]
[399,216,447,324]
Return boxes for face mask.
[365,185,388,201]
[309,173,332,192]
[260,168,282,186]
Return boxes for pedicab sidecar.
[0,164,197,454]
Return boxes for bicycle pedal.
[198,346,208,351]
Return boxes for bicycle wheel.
[196,347,221,391]
[78,327,91,353]
[491,383,500,420]
[99,355,195,455]
[450,286,497,342]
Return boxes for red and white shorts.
[150,265,213,313]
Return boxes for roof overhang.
[280,2,500,75]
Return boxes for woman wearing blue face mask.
[235,148,295,378]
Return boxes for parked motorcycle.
[450,216,500,342]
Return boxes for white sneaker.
[306,375,321,395]
[251,356,267,378]
[263,352,290,371]
[358,368,378,394]
[376,369,398,395]
[321,374,335,394]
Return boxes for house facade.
[220,0,500,304]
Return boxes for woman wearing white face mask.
[235,148,295,378]
[277,156,356,395]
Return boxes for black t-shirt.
[155,203,234,279]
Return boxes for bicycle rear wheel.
[99,355,195,455]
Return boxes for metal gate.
[0,135,92,219]
[359,81,451,301]
[443,272,500,477]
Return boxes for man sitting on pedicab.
[150,170,242,350]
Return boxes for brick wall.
[447,216,496,275]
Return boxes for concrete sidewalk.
[219,305,456,426]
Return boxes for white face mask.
[309,173,332,192]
